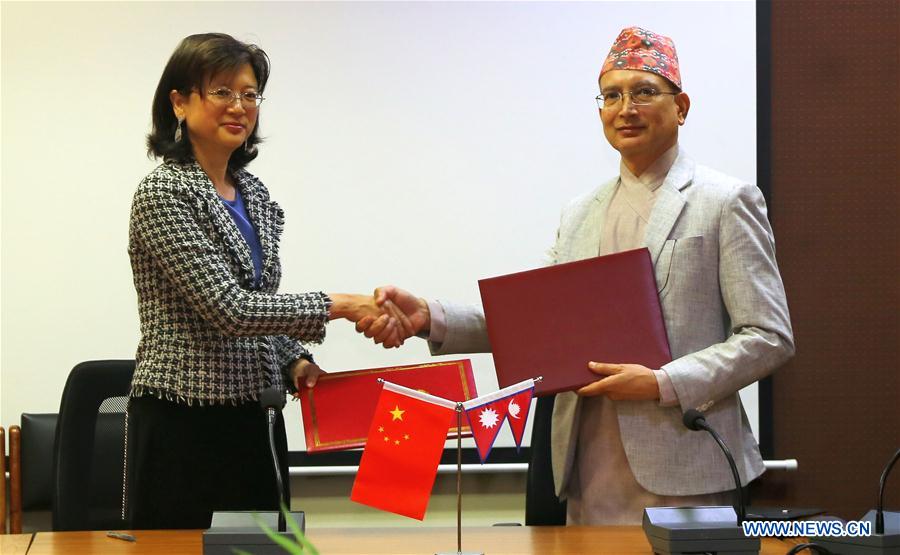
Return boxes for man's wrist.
[654,369,679,407]
[418,297,431,332]
[425,299,446,342]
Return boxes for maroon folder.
[478,247,671,396]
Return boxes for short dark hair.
[147,33,270,170]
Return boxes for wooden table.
[0,533,34,555]
[27,530,198,555]
[25,526,803,554]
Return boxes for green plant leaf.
[250,513,304,554]
[247,509,321,555]
[280,502,319,555]
[228,508,319,555]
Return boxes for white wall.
[0,1,757,452]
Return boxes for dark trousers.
[126,395,290,529]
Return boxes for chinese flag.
[463,379,535,463]
[350,381,456,520]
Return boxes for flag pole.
[437,402,481,555]
[456,403,462,553]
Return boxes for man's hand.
[355,285,430,348]
[576,362,660,401]
[289,358,326,396]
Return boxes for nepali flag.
[461,379,535,463]
[350,381,457,520]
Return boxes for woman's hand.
[327,293,384,321]
[355,286,427,347]
[290,358,326,397]
[327,293,406,347]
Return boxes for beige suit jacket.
[430,150,794,497]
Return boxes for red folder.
[298,360,477,453]
[478,247,671,396]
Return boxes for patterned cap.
[600,27,681,89]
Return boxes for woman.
[127,33,398,529]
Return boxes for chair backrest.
[7,414,58,533]
[52,360,135,531]
[21,414,58,512]
[525,395,567,525]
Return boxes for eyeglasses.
[206,87,265,108]
[595,87,678,109]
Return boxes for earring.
[244,141,250,153]
[174,116,184,142]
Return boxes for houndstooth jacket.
[128,160,331,405]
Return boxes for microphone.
[681,408,706,431]
[203,388,306,554]
[259,386,287,412]
[876,448,900,535]
[259,387,288,532]
[808,447,900,553]
[641,409,761,555]
[682,409,746,525]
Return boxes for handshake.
[329,286,429,348]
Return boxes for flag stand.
[434,375,542,554]
[436,403,482,555]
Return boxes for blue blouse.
[220,188,263,287]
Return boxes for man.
[360,27,794,524]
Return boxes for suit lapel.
[565,180,617,262]
[182,162,256,284]
[642,151,694,266]
[236,171,281,288]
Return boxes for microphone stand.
[876,448,900,535]
[808,447,900,554]
[641,409,760,555]
[266,405,287,533]
[202,388,306,555]
[691,415,747,525]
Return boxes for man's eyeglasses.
[595,87,678,109]
[206,87,265,108]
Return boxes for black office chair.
[52,360,135,531]
[525,395,567,525]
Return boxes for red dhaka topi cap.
[600,26,681,89]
